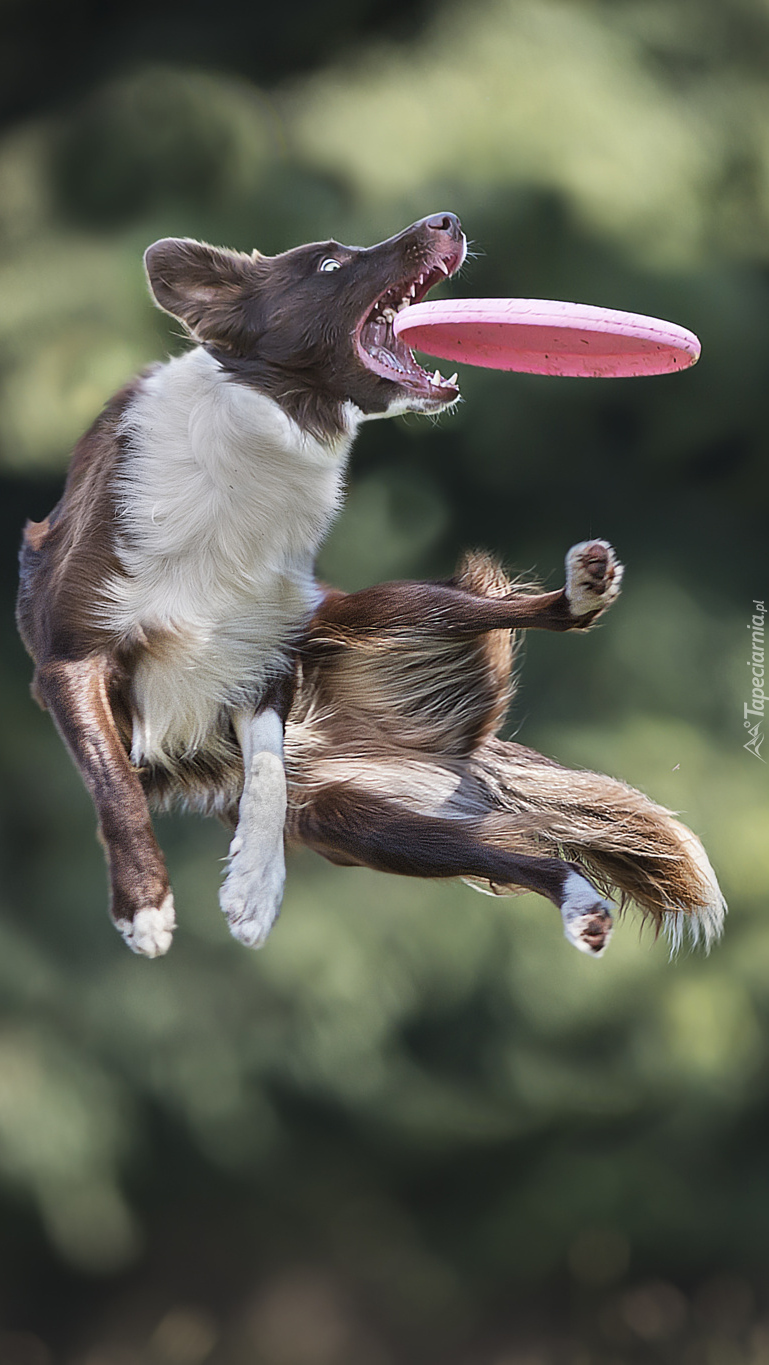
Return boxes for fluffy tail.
[463,738,725,950]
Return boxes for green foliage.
[1,3,767,1359]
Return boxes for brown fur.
[16,381,138,667]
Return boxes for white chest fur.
[105,348,355,765]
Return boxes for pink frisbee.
[392,298,701,378]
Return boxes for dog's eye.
[319,258,342,272]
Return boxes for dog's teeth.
[432,369,442,385]
[382,307,396,322]
[436,260,450,276]
[447,372,458,385]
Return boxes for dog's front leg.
[314,541,624,635]
[34,656,175,957]
[220,707,287,947]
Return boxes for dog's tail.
[463,738,726,950]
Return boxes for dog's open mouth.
[355,246,465,403]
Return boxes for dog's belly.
[128,578,314,769]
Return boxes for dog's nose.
[424,212,463,239]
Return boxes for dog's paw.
[220,840,286,948]
[565,539,623,618]
[560,870,614,956]
[117,892,176,958]
[220,751,287,949]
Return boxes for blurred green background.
[1,1,768,1361]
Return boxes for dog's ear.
[144,238,257,342]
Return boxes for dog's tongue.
[392,298,701,378]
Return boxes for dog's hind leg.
[293,785,614,956]
[220,707,287,948]
[33,655,175,957]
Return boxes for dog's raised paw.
[565,539,623,618]
[560,871,614,956]
[118,892,176,958]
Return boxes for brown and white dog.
[16,212,725,958]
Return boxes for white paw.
[221,840,286,948]
[560,871,614,956]
[565,539,623,617]
[119,892,176,958]
[220,751,287,949]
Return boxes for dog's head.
[144,214,467,439]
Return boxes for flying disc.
[392,298,701,378]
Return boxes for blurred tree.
[0,0,443,128]
[1,2,768,1362]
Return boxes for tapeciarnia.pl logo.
[744,599,766,761]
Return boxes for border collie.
[16,212,725,958]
